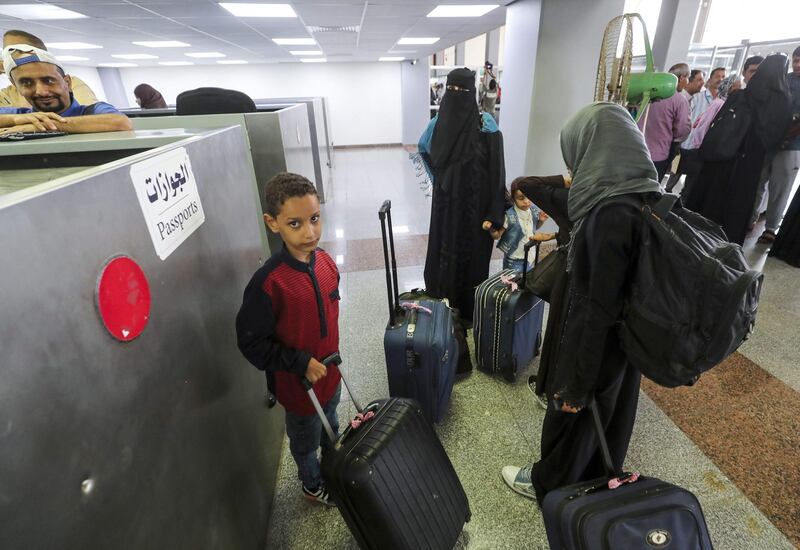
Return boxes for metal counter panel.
[0,127,283,550]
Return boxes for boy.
[236,172,341,506]
[483,179,556,272]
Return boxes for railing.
[688,37,800,75]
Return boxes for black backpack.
[589,194,763,387]
[699,91,753,162]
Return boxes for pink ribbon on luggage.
[500,274,518,292]
[608,472,640,489]
[350,411,375,429]
[401,302,433,315]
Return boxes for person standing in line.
[685,55,793,245]
[501,102,662,504]
[418,68,507,324]
[757,46,800,244]
[637,63,692,182]
[743,55,764,87]
[665,69,706,191]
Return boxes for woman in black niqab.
[419,68,507,322]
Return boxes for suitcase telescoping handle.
[588,399,639,490]
[301,352,362,443]
[379,200,401,324]
[521,240,540,286]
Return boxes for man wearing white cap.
[0,44,131,135]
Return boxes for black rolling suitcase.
[305,355,471,550]
[379,200,460,423]
[542,401,714,550]
[473,241,545,382]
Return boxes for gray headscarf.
[716,75,739,100]
[561,102,662,266]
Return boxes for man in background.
[0,29,98,108]
[743,55,764,86]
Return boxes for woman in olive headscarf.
[501,102,662,505]
[685,54,792,244]
[418,68,507,323]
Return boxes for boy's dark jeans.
[285,382,341,490]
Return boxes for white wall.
[401,58,431,145]
[465,34,488,67]
[117,62,403,146]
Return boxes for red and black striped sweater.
[236,246,341,416]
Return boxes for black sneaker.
[302,483,336,507]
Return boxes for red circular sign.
[96,256,151,342]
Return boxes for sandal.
[757,230,776,244]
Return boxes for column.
[401,57,431,145]
[455,42,466,66]
[500,0,626,179]
[485,27,501,67]
[651,0,703,71]
[97,67,130,108]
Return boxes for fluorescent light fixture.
[427,4,499,17]
[219,3,296,17]
[300,58,326,63]
[158,61,194,66]
[0,4,87,20]
[112,53,158,60]
[289,50,323,56]
[185,52,226,58]
[98,62,137,68]
[379,57,404,62]
[133,40,190,48]
[394,225,410,234]
[273,38,315,46]
[217,59,248,64]
[397,37,439,45]
[55,55,89,62]
[335,229,344,239]
[335,254,344,265]
[47,42,102,50]
[389,50,417,54]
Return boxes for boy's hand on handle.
[538,211,549,223]
[531,232,556,242]
[481,220,493,231]
[305,357,327,384]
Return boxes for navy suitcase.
[542,402,714,550]
[304,356,471,550]
[473,241,545,382]
[379,200,458,423]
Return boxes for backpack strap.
[653,193,680,220]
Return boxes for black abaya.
[770,185,800,266]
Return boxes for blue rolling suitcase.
[473,241,545,382]
[379,200,458,424]
[542,402,714,550]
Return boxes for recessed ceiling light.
[273,38,316,46]
[185,52,226,58]
[300,58,326,63]
[379,57,404,62]
[427,5,499,17]
[397,37,439,45]
[158,61,194,66]
[217,59,249,64]
[0,4,87,20]
[112,54,158,60]
[55,55,89,62]
[46,42,103,50]
[98,63,137,68]
[219,3,296,17]
[133,41,190,48]
[390,50,417,54]
[290,50,323,56]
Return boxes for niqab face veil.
[430,68,480,169]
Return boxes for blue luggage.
[473,241,545,382]
[379,200,458,423]
[542,402,714,550]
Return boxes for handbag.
[524,244,567,302]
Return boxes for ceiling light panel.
[0,4,87,20]
[379,57,404,62]
[219,3,296,17]
[99,63,137,68]
[289,51,323,56]
[185,52,226,58]
[158,61,194,66]
[397,37,440,45]
[133,41,191,48]
[46,42,103,50]
[272,38,315,46]
[112,54,158,60]
[300,58,326,63]
[217,60,248,64]
[427,5,499,17]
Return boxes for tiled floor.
[266,146,798,550]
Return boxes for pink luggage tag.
[401,302,433,315]
[500,274,519,292]
[608,472,640,489]
[350,411,375,429]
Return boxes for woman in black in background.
[502,102,662,504]
[685,54,792,244]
